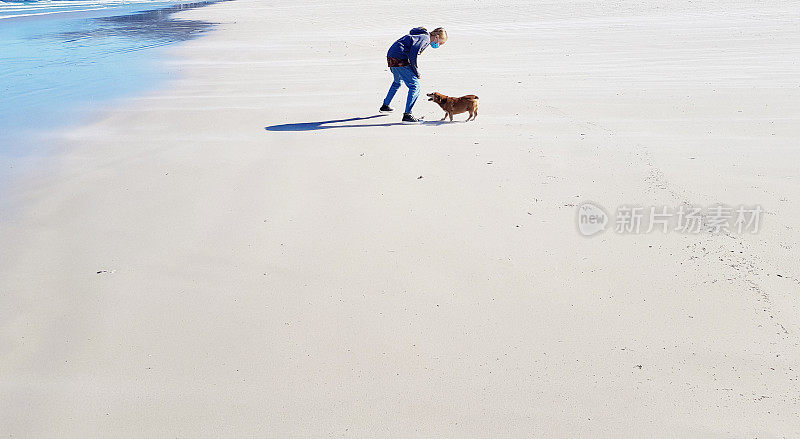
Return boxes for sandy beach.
[2,0,800,436]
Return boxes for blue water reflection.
[0,0,228,181]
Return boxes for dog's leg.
[449,112,453,122]
[440,112,447,121]
[466,110,474,121]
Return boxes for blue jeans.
[383,66,419,114]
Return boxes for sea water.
[0,0,227,185]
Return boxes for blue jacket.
[386,27,430,78]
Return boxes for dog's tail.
[464,95,479,100]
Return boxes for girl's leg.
[398,67,420,114]
[383,67,402,106]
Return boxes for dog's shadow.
[264,114,456,131]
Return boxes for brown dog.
[426,92,479,121]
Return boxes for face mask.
[430,41,440,49]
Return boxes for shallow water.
[0,0,187,19]
[0,0,228,184]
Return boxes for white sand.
[2,0,800,436]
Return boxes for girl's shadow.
[264,114,451,131]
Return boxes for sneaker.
[402,113,421,124]
[379,104,393,112]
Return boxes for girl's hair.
[430,27,447,43]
